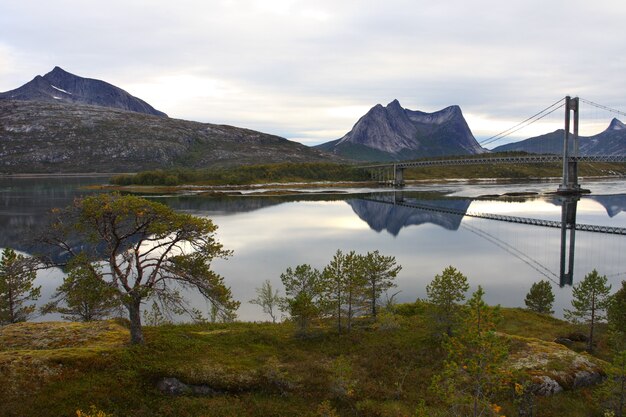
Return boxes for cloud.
[1,0,625,145]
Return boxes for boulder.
[507,335,606,396]
[156,377,218,396]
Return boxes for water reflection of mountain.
[0,187,355,257]
[0,177,106,258]
[151,193,359,215]
[587,195,626,217]
[347,198,471,236]
[150,195,285,215]
[0,194,285,258]
[547,194,626,217]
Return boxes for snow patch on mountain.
[51,85,72,95]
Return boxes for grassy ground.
[0,307,615,417]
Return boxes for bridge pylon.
[557,96,583,194]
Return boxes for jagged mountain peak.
[316,100,485,161]
[386,99,403,108]
[608,118,625,131]
[47,66,70,76]
[0,67,167,117]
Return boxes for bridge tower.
[558,96,581,194]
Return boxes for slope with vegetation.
[0,100,339,174]
[0,304,615,417]
[1,261,624,416]
[109,162,370,186]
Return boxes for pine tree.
[0,248,41,324]
[597,346,626,417]
[41,256,122,321]
[322,250,349,333]
[564,269,612,352]
[280,264,324,334]
[342,251,366,332]
[524,280,555,314]
[601,280,626,417]
[361,250,401,318]
[608,280,626,339]
[426,266,469,337]
[431,286,508,417]
[40,193,238,344]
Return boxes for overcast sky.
[1,0,625,147]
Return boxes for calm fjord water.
[1,176,625,321]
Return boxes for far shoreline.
[0,172,128,178]
[87,175,626,197]
[2,173,624,197]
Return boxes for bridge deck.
[363,155,626,170]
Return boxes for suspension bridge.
[362,96,626,192]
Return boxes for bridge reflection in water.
[354,193,626,287]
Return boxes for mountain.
[0,66,167,117]
[580,119,626,155]
[493,118,626,156]
[316,99,485,162]
[0,100,338,173]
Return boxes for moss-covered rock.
[507,334,606,395]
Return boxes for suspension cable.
[480,98,565,147]
[461,222,560,285]
[580,98,626,119]
[480,103,565,147]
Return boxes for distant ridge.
[493,118,626,156]
[0,66,167,117]
[316,99,485,162]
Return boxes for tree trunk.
[8,285,15,323]
[589,296,596,352]
[473,385,479,417]
[619,355,625,417]
[127,297,144,344]
[371,282,377,318]
[337,286,342,334]
[347,290,352,333]
[619,376,624,417]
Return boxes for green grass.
[0,308,617,417]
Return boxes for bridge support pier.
[393,165,405,188]
[558,96,583,194]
